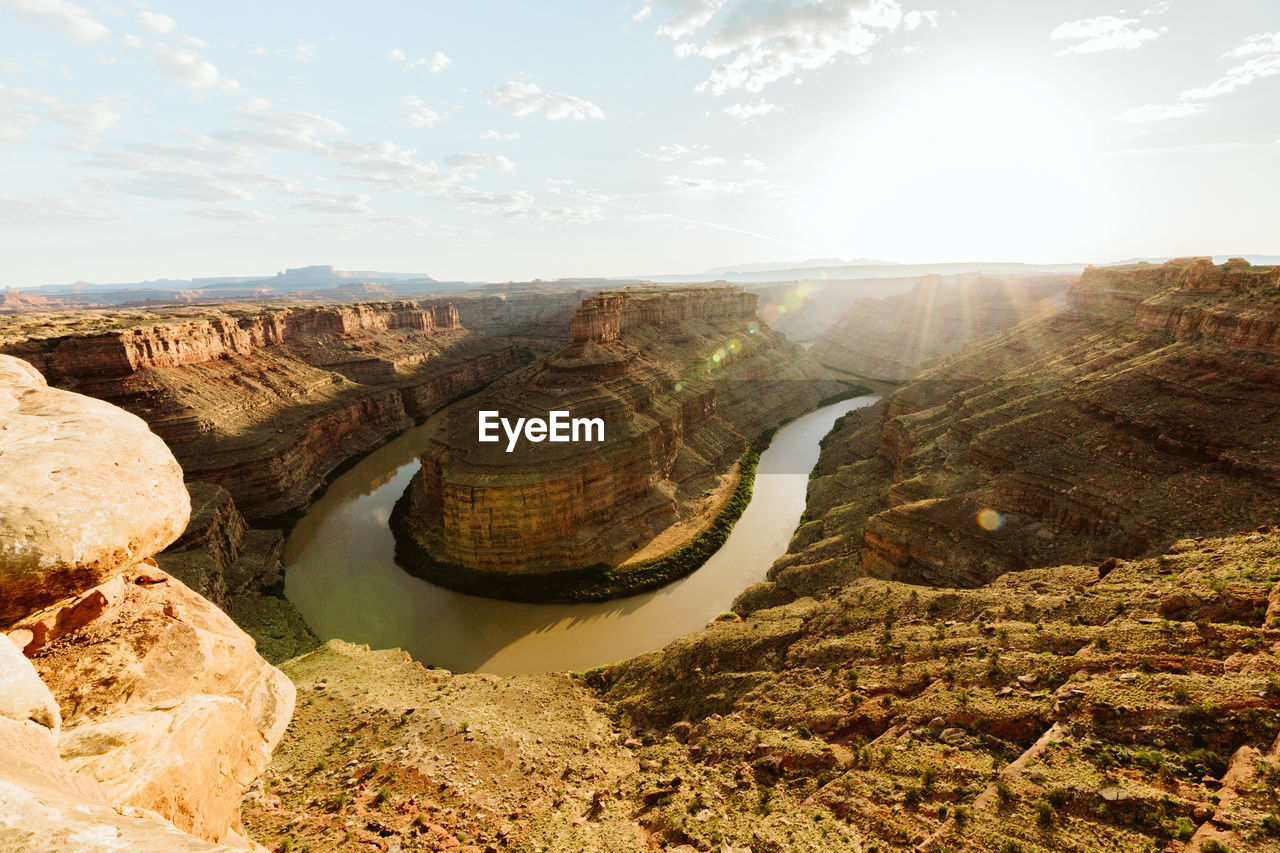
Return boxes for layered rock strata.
[395,286,839,594]
[751,258,1280,605]
[810,273,1073,381]
[1,301,519,519]
[0,354,294,851]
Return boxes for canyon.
[392,285,842,597]
[0,301,519,520]
[757,257,1280,605]
[5,259,1280,852]
[811,273,1074,381]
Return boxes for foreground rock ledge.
[0,354,190,625]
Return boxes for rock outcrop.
[1,301,519,519]
[395,286,840,591]
[0,354,190,625]
[810,273,1073,381]
[156,482,318,665]
[759,258,1280,602]
[0,355,294,850]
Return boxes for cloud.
[479,130,520,140]
[1117,32,1280,122]
[691,155,726,165]
[214,100,344,151]
[443,152,516,172]
[644,0,911,94]
[426,51,451,73]
[0,192,112,225]
[85,136,261,170]
[448,186,605,223]
[136,9,173,34]
[389,48,451,72]
[109,169,251,202]
[1051,15,1165,56]
[327,139,449,191]
[0,84,123,139]
[902,9,937,31]
[1118,102,1205,123]
[485,79,605,120]
[662,173,770,192]
[283,187,374,215]
[120,34,227,90]
[1182,35,1280,100]
[640,143,707,162]
[293,40,319,63]
[399,95,441,128]
[740,156,765,170]
[722,99,777,119]
[186,206,273,223]
[0,0,109,43]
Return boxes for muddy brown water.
[284,395,879,676]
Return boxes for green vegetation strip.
[389,381,871,603]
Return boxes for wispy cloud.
[485,79,604,120]
[0,192,113,225]
[1119,31,1280,122]
[1051,15,1165,56]
[399,95,441,128]
[121,34,229,90]
[0,0,109,44]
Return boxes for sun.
[793,67,1102,261]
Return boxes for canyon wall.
[0,354,293,851]
[396,286,840,582]
[1,301,520,519]
[749,257,1280,606]
[810,273,1074,381]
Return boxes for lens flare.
[976,508,1004,531]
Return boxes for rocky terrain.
[393,285,840,595]
[7,256,1280,853]
[810,273,1074,382]
[0,301,519,519]
[759,258,1280,605]
[0,353,294,851]
[245,526,1280,853]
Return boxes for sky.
[0,0,1277,286]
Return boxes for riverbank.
[387,383,872,604]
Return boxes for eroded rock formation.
[1,301,519,519]
[810,273,1073,381]
[395,286,839,586]
[0,354,294,851]
[756,258,1280,603]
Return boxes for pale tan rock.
[0,354,190,626]
[16,568,295,751]
[0,637,59,731]
[0,716,237,852]
[59,695,269,844]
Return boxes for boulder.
[59,695,269,844]
[15,568,295,751]
[0,635,59,731]
[0,716,238,852]
[0,355,190,626]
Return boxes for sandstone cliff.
[0,354,294,851]
[755,257,1280,605]
[810,273,1074,382]
[395,285,840,589]
[1,301,519,519]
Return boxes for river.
[283,395,878,676]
